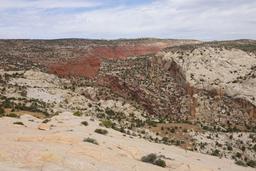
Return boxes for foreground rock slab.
[0,113,253,171]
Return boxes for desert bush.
[141,153,157,163]
[162,137,169,143]
[170,128,175,133]
[81,121,88,126]
[105,107,115,116]
[253,144,256,152]
[247,160,256,168]
[101,119,113,128]
[236,152,242,158]
[175,140,181,146]
[95,128,108,135]
[0,107,5,116]
[235,160,247,167]
[211,149,220,156]
[13,121,24,125]
[83,137,98,145]
[73,111,82,117]
[141,153,166,167]
[20,90,27,97]
[2,99,13,108]
[227,145,233,151]
[146,119,157,127]
[154,159,166,167]
[42,119,51,123]
[6,113,19,118]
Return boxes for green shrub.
[3,99,12,108]
[141,153,157,163]
[6,113,19,118]
[20,90,27,97]
[146,120,157,127]
[236,152,242,158]
[175,140,181,146]
[105,108,115,116]
[227,145,233,151]
[73,111,82,117]
[247,160,256,168]
[95,128,108,135]
[211,149,220,156]
[101,119,113,128]
[141,153,166,168]
[235,160,247,167]
[13,121,24,125]
[170,128,175,133]
[0,107,4,116]
[253,144,256,152]
[154,159,166,167]
[83,137,98,145]
[162,137,169,143]
[42,119,51,123]
[81,121,88,126]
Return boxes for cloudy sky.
[0,0,255,40]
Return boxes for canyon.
[0,38,255,170]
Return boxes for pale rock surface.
[163,47,256,105]
[0,112,253,171]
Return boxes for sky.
[0,0,255,40]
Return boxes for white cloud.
[0,0,101,9]
[0,0,255,40]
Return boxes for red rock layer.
[48,43,169,78]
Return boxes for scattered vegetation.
[95,128,108,135]
[81,121,88,126]
[6,113,19,118]
[42,119,51,123]
[100,119,113,128]
[0,107,4,116]
[211,149,220,157]
[153,159,167,167]
[235,160,247,167]
[141,153,166,167]
[13,121,24,126]
[73,111,82,117]
[247,160,256,168]
[83,137,98,145]
[105,108,115,116]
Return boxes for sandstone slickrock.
[0,112,253,171]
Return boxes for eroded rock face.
[95,43,256,130]
[161,46,256,129]
[165,47,256,105]
[96,56,189,120]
